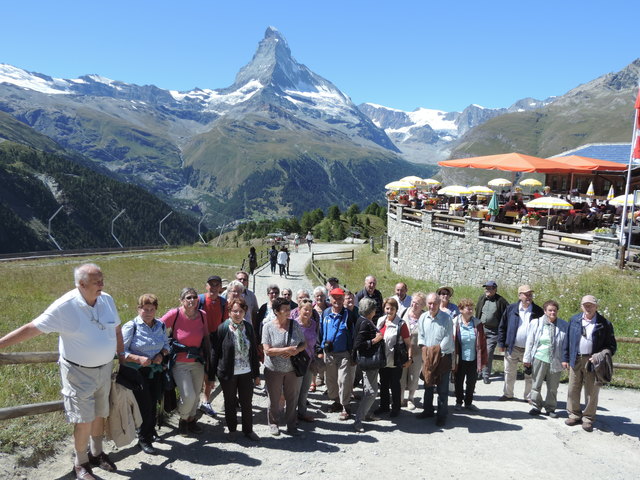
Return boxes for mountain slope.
[449,59,640,159]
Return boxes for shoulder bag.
[394,319,409,367]
[288,320,310,377]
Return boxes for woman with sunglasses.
[160,287,211,436]
[437,286,459,318]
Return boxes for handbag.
[394,319,409,366]
[287,320,310,377]
[356,338,386,370]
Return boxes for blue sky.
[2,0,638,112]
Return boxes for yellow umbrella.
[607,185,615,200]
[609,194,640,206]
[400,175,426,186]
[385,180,414,190]
[519,178,543,187]
[488,178,512,187]
[422,178,442,185]
[586,181,595,196]
[525,197,573,210]
[439,185,473,196]
[469,185,494,194]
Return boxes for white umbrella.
[422,178,442,185]
[400,175,426,186]
[469,185,494,194]
[488,178,512,187]
[525,197,573,210]
[439,185,473,196]
[385,180,414,190]
[609,194,640,206]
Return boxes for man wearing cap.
[198,275,228,417]
[498,285,543,401]
[355,275,383,318]
[562,295,616,432]
[475,281,509,384]
[318,287,358,420]
[392,282,412,315]
[0,263,123,480]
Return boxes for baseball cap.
[207,275,222,284]
[581,295,598,305]
[329,287,345,296]
[518,285,534,294]
[483,280,497,288]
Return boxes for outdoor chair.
[559,215,574,233]
[537,216,548,228]
[547,215,558,230]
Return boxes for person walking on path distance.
[277,247,288,278]
[269,245,278,274]
[475,280,509,384]
[498,285,543,402]
[0,263,124,480]
[306,231,314,251]
[562,295,616,432]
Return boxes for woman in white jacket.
[523,300,568,417]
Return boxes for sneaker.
[565,417,582,427]
[453,404,463,411]
[529,408,542,416]
[497,395,515,401]
[465,404,479,412]
[73,463,95,480]
[88,452,116,472]
[353,422,365,433]
[406,400,416,411]
[269,425,280,436]
[582,422,594,432]
[199,402,217,417]
[483,378,491,384]
[244,431,261,441]
[546,411,558,418]
[339,409,351,421]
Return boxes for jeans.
[423,369,450,420]
[454,359,478,406]
[379,366,402,412]
[220,373,254,434]
[482,327,499,380]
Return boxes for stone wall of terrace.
[387,204,620,287]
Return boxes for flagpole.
[619,85,640,246]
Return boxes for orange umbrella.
[552,155,627,172]
[439,153,574,173]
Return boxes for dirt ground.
[2,242,639,479]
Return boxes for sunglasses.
[184,295,198,301]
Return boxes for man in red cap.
[318,287,358,420]
[562,295,616,432]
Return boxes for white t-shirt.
[33,289,120,367]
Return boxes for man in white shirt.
[497,285,543,401]
[0,264,124,480]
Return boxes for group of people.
[0,264,617,480]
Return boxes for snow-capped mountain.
[358,97,553,164]
[0,27,425,222]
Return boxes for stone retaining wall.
[387,207,619,287]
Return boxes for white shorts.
[60,358,113,423]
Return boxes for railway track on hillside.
[0,245,166,262]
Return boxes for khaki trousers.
[567,355,600,423]
[503,346,532,399]
[324,350,355,408]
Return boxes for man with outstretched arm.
[0,263,124,480]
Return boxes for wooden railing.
[309,250,355,289]
[432,212,466,232]
[479,220,522,242]
[539,231,593,256]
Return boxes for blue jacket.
[318,307,357,354]
[562,312,616,367]
[498,301,544,354]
